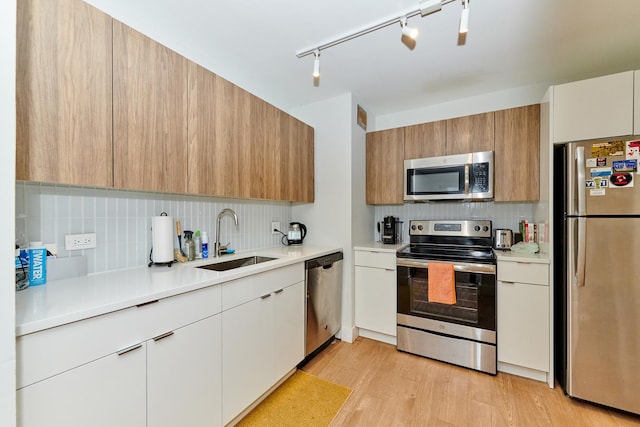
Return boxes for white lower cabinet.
[354,249,397,339]
[147,314,222,427]
[497,259,550,384]
[17,284,223,427]
[17,342,147,427]
[17,262,306,427]
[222,280,304,425]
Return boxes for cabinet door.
[404,121,446,159]
[354,266,397,336]
[113,21,188,193]
[272,282,305,379]
[497,281,549,371]
[16,0,113,187]
[494,105,540,202]
[17,343,146,427]
[635,70,640,134]
[147,314,222,427]
[553,71,634,143]
[446,112,494,155]
[366,128,404,205]
[222,297,272,425]
[295,119,315,203]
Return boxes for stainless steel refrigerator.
[554,140,640,415]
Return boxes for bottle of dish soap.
[183,230,196,261]
[201,231,209,259]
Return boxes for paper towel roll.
[151,216,175,263]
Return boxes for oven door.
[397,258,496,332]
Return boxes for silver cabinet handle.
[153,331,174,342]
[118,343,142,356]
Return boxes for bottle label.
[28,248,47,286]
[202,243,209,259]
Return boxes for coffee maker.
[378,216,402,244]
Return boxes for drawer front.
[222,263,305,311]
[137,284,222,339]
[354,250,396,270]
[17,284,222,389]
[498,261,549,286]
[17,306,141,389]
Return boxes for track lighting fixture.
[400,16,418,40]
[459,0,470,34]
[420,0,443,16]
[312,50,320,78]
[296,0,471,83]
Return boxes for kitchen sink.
[197,256,277,272]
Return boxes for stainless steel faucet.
[215,208,239,257]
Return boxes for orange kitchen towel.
[428,262,456,304]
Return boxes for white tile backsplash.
[374,201,535,242]
[15,182,293,274]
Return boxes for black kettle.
[287,222,307,245]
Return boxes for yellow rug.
[236,370,352,427]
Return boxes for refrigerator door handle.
[576,217,586,287]
[576,146,586,215]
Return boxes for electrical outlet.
[65,233,97,251]
[271,221,281,235]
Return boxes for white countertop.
[16,245,341,337]
[353,241,407,253]
[494,249,550,264]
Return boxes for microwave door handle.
[464,164,470,193]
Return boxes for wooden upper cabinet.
[404,121,446,159]
[187,63,239,198]
[294,118,315,203]
[446,112,495,155]
[494,105,540,202]
[366,128,404,205]
[16,0,113,187]
[112,21,188,193]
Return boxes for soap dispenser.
[183,230,196,261]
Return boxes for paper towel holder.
[149,212,176,268]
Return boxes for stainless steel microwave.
[404,151,494,202]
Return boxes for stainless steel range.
[396,219,497,375]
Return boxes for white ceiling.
[86,0,640,118]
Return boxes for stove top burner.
[399,219,495,264]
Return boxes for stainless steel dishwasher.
[304,251,343,358]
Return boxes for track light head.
[312,49,320,78]
[400,16,418,40]
[459,0,469,34]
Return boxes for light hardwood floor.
[302,337,640,427]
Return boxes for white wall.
[1,0,16,425]
[374,83,549,131]
[292,93,373,343]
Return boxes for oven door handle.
[396,258,496,274]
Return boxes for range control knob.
[418,224,423,231]
[474,225,481,232]
[411,224,417,230]
[482,226,489,232]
